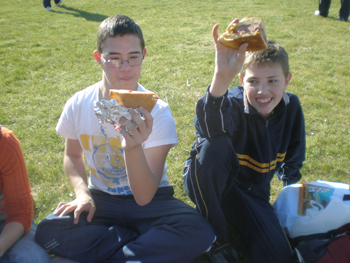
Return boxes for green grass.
[1,0,350,262]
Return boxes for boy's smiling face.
[240,63,292,119]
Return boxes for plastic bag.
[290,199,350,238]
[273,180,350,237]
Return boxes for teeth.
[257,98,271,103]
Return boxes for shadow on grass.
[51,5,108,22]
[329,16,350,22]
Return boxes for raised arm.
[120,107,171,206]
[53,138,96,224]
[210,19,248,98]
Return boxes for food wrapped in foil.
[94,100,140,132]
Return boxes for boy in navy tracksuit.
[183,18,305,263]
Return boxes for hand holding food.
[218,17,267,51]
[94,90,159,134]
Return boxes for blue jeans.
[0,221,51,263]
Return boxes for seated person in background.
[35,14,215,263]
[0,126,51,263]
[183,18,306,263]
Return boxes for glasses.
[101,54,144,68]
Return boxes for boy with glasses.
[35,14,215,263]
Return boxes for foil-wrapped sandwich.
[94,100,136,131]
[94,90,159,132]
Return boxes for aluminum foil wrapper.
[94,100,139,133]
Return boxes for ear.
[143,48,147,57]
[93,50,102,65]
[284,73,292,90]
[238,74,243,84]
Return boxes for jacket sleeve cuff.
[205,86,228,110]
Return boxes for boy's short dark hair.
[240,40,290,79]
[96,14,145,53]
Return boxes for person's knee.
[201,224,216,251]
[35,213,74,246]
[188,136,237,171]
[181,216,215,255]
[183,136,238,200]
[198,136,234,161]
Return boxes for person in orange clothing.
[0,126,51,263]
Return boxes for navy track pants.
[35,187,215,263]
[183,136,294,263]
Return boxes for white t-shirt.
[56,81,178,195]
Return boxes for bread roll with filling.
[218,17,267,51]
[109,89,159,113]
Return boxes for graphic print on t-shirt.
[80,126,132,195]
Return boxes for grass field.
[1,0,350,262]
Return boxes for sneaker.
[55,0,63,6]
[45,6,52,11]
[336,17,347,22]
[314,10,327,18]
[207,239,240,263]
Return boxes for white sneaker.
[45,6,52,11]
[314,10,320,16]
[56,0,63,6]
